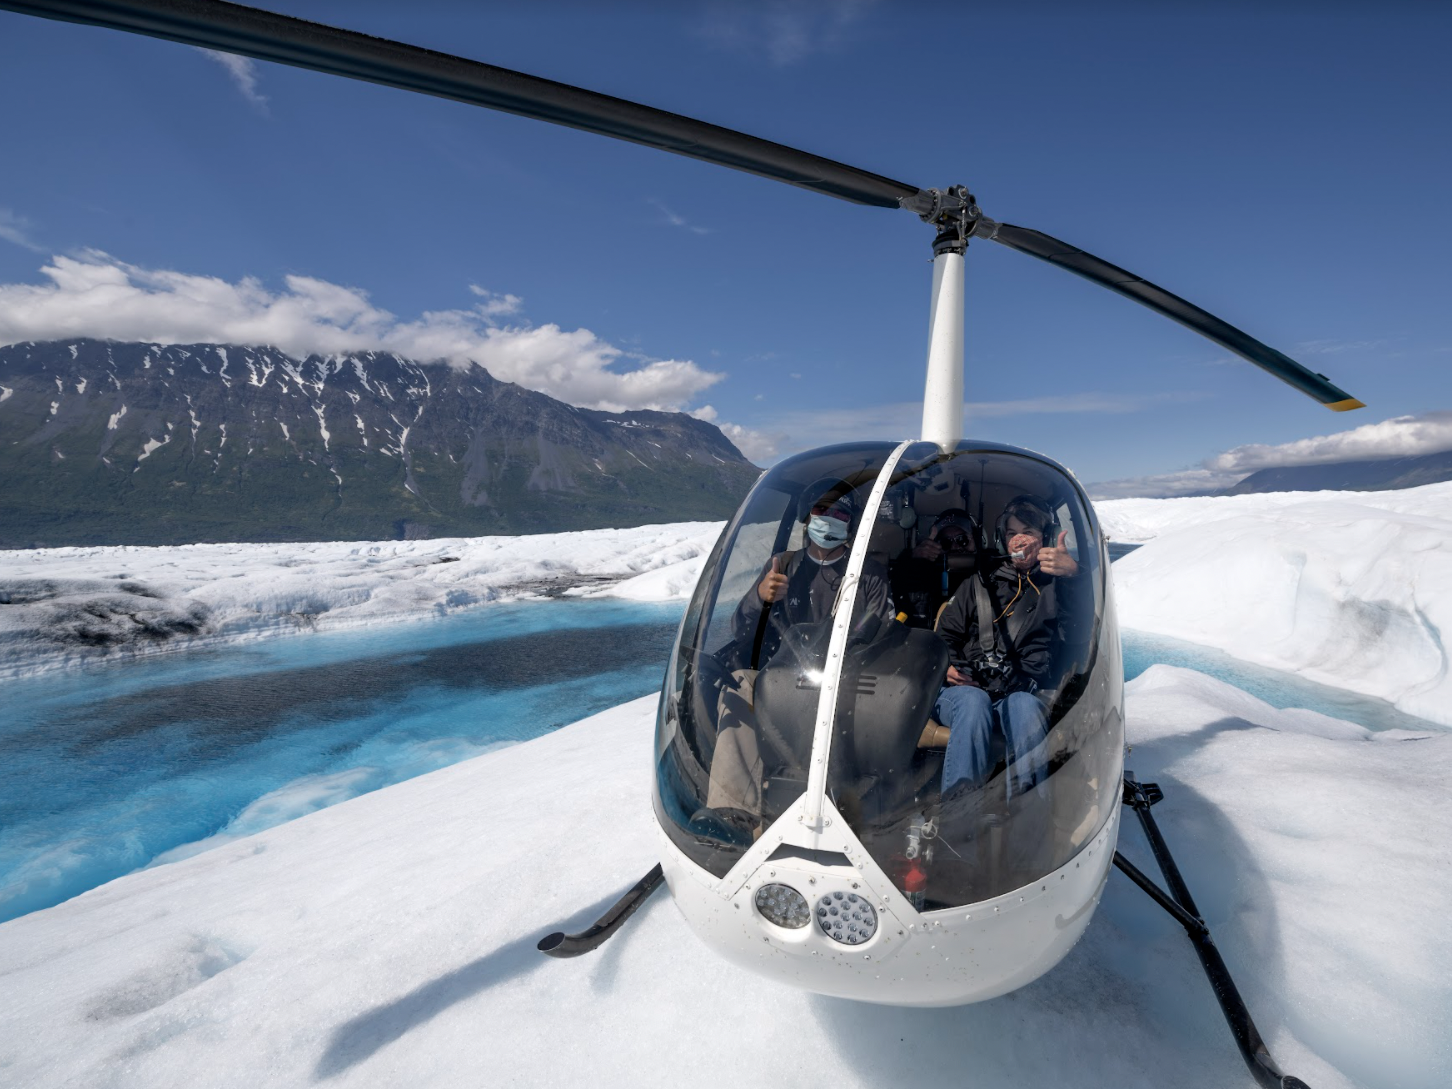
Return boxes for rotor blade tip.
[1326,398,1366,412]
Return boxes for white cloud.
[0,209,44,253]
[467,286,524,319]
[1206,411,1452,473]
[744,390,1204,463]
[970,391,1206,418]
[690,405,776,464]
[1295,337,1385,356]
[1087,468,1242,501]
[697,0,878,66]
[0,252,723,412]
[1087,410,1452,499]
[648,199,712,235]
[197,49,269,112]
[718,421,784,464]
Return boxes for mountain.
[0,340,759,547]
[1221,449,1452,495]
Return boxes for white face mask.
[807,514,850,551]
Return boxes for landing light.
[755,883,811,929]
[816,891,878,945]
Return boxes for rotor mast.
[904,187,998,450]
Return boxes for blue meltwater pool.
[2,588,1441,923]
[0,598,684,923]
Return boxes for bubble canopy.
[653,441,1123,910]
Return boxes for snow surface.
[6,479,1452,721]
[1100,481,1452,725]
[0,673,1446,1088]
[0,523,723,678]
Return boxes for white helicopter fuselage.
[659,794,1120,1006]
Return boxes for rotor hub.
[900,185,989,256]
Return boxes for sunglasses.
[810,502,852,524]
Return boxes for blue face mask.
[807,514,850,551]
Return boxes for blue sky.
[1,0,1449,492]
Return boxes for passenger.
[932,494,1069,798]
[705,478,893,830]
[891,509,980,628]
[997,494,1079,579]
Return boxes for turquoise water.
[3,581,1442,924]
[0,599,683,923]
[1121,628,1440,735]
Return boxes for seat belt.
[972,575,999,657]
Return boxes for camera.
[963,650,1013,690]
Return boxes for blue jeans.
[935,686,1048,796]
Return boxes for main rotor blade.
[984,222,1363,411]
[3,0,922,208]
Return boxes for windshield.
[653,439,1123,901]
[826,444,1121,907]
[652,442,898,877]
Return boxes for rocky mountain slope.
[1222,448,1452,495]
[0,340,759,547]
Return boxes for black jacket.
[732,549,893,666]
[890,553,976,628]
[935,561,1059,693]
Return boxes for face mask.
[1007,532,1041,569]
[807,514,850,550]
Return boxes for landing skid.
[1115,773,1309,1089]
[537,781,1309,1088]
[536,864,665,958]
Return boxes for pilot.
[729,478,893,665]
[931,494,1070,798]
[705,478,893,829]
[890,508,981,628]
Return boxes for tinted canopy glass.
[828,444,1121,907]
[653,440,1123,904]
[653,442,897,878]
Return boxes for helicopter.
[3,3,1366,1087]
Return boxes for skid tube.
[537,864,665,958]
[1114,773,1309,1089]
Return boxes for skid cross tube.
[537,864,664,959]
[1116,773,1310,1089]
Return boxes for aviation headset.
[929,508,981,554]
